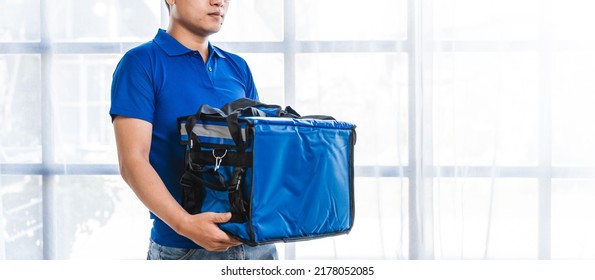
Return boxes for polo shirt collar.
[210,45,226,59]
[153,29,226,59]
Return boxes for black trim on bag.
[189,149,253,168]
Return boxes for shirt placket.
[192,51,216,89]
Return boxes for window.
[2,0,595,260]
[0,0,160,260]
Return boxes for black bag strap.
[181,167,228,192]
[180,103,232,166]
[225,106,270,148]
[180,166,248,222]
[227,167,248,223]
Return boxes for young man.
[110,0,277,260]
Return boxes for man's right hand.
[178,212,243,251]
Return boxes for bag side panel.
[250,121,354,243]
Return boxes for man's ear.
[165,0,174,13]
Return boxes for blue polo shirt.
[110,29,259,248]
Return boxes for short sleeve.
[109,52,155,123]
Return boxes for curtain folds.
[413,0,595,260]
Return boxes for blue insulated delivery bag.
[177,98,356,246]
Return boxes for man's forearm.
[119,157,189,233]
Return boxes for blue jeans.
[147,239,278,260]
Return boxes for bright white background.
[1,0,595,261]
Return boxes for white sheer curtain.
[414,0,595,259]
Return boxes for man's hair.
[164,0,170,13]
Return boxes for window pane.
[433,0,540,40]
[433,178,538,259]
[432,52,540,166]
[53,176,150,259]
[51,54,119,164]
[551,1,595,40]
[295,53,408,166]
[551,179,595,259]
[551,52,595,166]
[240,53,284,105]
[295,178,408,259]
[295,0,407,41]
[212,0,283,42]
[0,175,43,260]
[49,0,161,42]
[0,0,40,42]
[0,55,41,163]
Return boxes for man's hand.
[179,212,242,251]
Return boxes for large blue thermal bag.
[177,98,356,246]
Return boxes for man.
[110,0,277,260]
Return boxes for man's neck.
[167,26,210,63]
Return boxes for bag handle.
[221,99,336,147]
[220,98,268,114]
[181,98,337,147]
